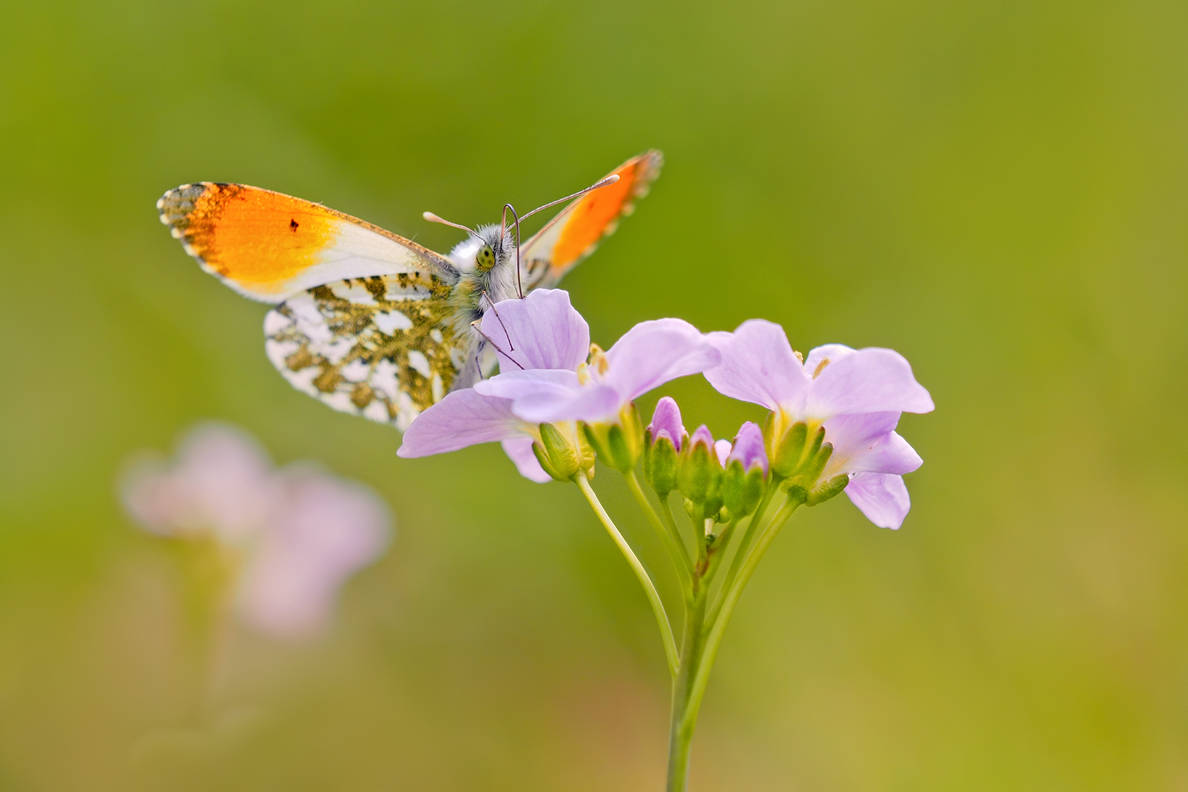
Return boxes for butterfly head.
[422,212,516,275]
[444,224,515,276]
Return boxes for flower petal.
[120,423,282,542]
[848,431,922,476]
[822,408,912,477]
[714,439,732,466]
[603,319,719,403]
[727,421,768,474]
[844,473,912,529]
[517,382,623,424]
[398,389,529,457]
[648,397,686,451]
[803,344,855,378]
[501,438,552,483]
[474,369,614,424]
[480,289,590,372]
[806,348,934,419]
[703,320,810,412]
[474,369,581,401]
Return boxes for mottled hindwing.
[264,272,479,431]
[520,150,663,291]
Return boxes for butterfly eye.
[476,245,496,271]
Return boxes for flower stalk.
[575,472,680,677]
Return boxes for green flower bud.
[643,429,679,495]
[643,397,685,495]
[678,425,723,519]
[721,460,766,518]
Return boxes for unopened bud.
[720,422,768,517]
[722,461,765,518]
[644,397,686,494]
[644,431,679,494]
[649,397,685,451]
[678,425,724,519]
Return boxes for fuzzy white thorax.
[447,224,522,305]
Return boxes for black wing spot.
[290,218,299,231]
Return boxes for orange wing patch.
[159,183,456,303]
[172,184,339,287]
[520,150,663,290]
[551,165,637,269]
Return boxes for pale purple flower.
[400,289,719,480]
[397,290,591,482]
[726,421,768,475]
[473,292,719,425]
[648,396,686,451]
[121,423,392,639]
[704,320,933,529]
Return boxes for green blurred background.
[2,0,1186,789]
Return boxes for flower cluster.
[399,289,932,530]
[121,423,393,640]
[395,287,931,792]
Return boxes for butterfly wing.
[158,182,458,302]
[160,182,476,430]
[520,150,663,291]
[263,273,481,431]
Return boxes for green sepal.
[806,473,849,506]
[532,441,568,482]
[769,420,808,478]
[582,404,644,473]
[796,438,831,482]
[535,423,581,482]
[643,429,679,495]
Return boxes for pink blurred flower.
[120,423,392,640]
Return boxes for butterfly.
[158,151,663,432]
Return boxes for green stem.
[576,472,680,677]
[683,497,802,732]
[659,496,693,565]
[706,479,781,628]
[624,471,693,586]
[704,518,739,584]
[666,579,707,792]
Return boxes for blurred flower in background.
[120,423,392,640]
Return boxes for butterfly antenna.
[470,320,525,370]
[480,290,515,351]
[501,203,524,299]
[423,211,484,241]
[518,173,620,223]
